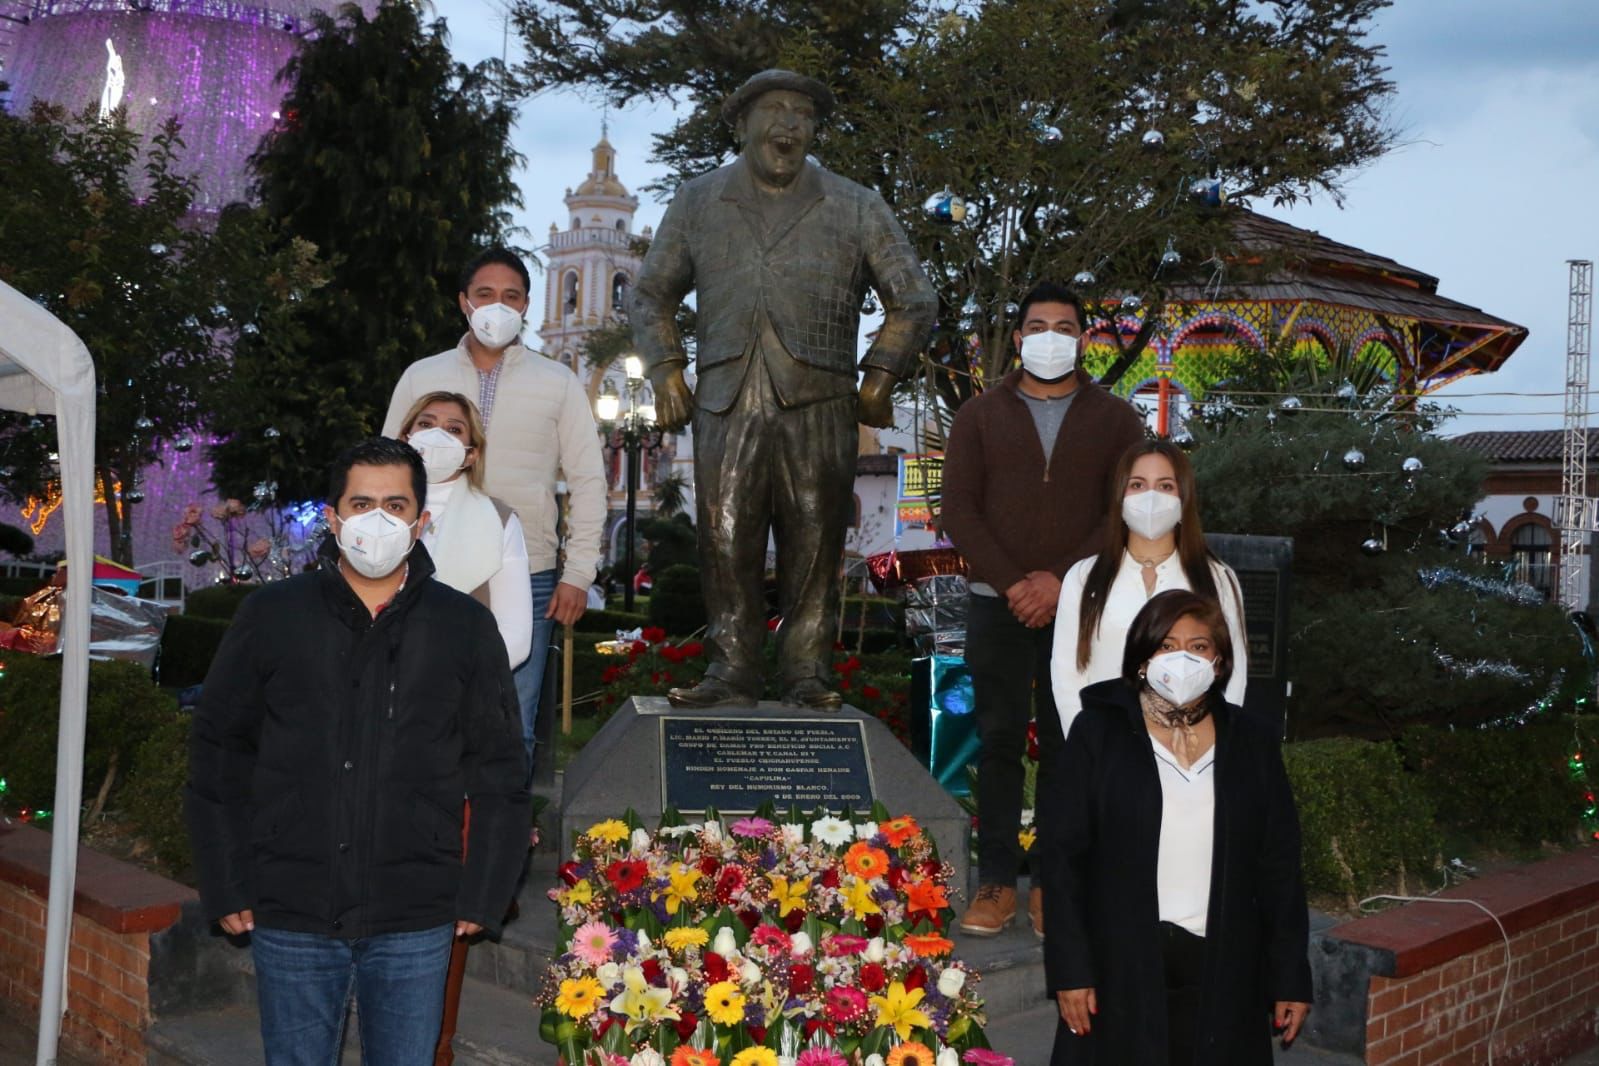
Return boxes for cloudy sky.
[434,0,1599,439]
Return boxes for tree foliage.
[512,0,1396,407]
[210,3,525,501]
[1188,377,1587,739]
[0,102,319,563]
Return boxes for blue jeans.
[511,569,558,782]
[251,924,454,1066]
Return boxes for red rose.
[821,867,841,889]
[631,640,648,654]
[661,645,685,663]
[557,861,583,887]
[803,1018,836,1039]
[641,958,664,984]
[922,860,942,879]
[699,856,720,877]
[886,866,907,890]
[737,907,760,930]
[767,616,782,631]
[904,965,927,991]
[783,909,807,933]
[864,913,885,936]
[704,953,729,983]
[682,641,705,657]
[642,626,667,644]
[859,963,887,992]
[675,1011,698,1041]
[747,1025,766,1044]
[789,963,815,994]
[862,685,882,700]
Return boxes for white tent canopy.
[0,279,97,1066]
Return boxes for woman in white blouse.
[396,391,533,669]
[1050,439,1247,739]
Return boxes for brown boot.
[1028,885,1044,941]
[958,884,1017,936]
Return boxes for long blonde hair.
[397,391,487,491]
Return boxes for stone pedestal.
[560,697,970,892]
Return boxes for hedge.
[1283,737,1442,903]
[120,708,193,875]
[648,564,706,638]
[182,582,262,621]
[0,653,175,812]
[1401,717,1599,850]
[157,615,231,688]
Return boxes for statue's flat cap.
[722,69,835,123]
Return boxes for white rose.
[740,960,762,986]
[630,1050,666,1066]
[712,926,739,957]
[854,821,879,841]
[1020,807,1035,827]
[864,937,886,963]
[865,1055,886,1066]
[595,961,622,989]
[790,931,814,957]
[631,826,652,853]
[937,966,967,997]
[703,821,723,844]
[936,1049,959,1066]
[635,930,652,954]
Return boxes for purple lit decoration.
[0,0,377,212]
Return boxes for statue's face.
[737,89,818,189]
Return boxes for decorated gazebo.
[1082,210,1529,434]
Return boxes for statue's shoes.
[782,678,843,711]
[666,677,756,709]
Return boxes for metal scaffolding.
[1557,259,1594,612]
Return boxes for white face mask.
[467,300,523,349]
[1123,489,1183,540]
[408,426,467,484]
[1145,650,1216,707]
[334,510,418,580]
[1019,331,1078,381]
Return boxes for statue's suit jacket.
[629,157,936,414]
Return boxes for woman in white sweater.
[396,391,533,670]
[1050,440,1247,738]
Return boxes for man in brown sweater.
[941,280,1145,938]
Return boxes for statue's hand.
[857,368,898,429]
[650,367,695,431]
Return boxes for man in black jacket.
[185,438,529,1065]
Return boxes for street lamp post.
[596,355,660,613]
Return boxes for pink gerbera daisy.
[795,1050,848,1066]
[570,919,618,966]
[730,816,774,838]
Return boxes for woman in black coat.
[1039,589,1311,1066]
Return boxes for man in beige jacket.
[384,248,605,778]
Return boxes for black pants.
[965,592,1065,886]
[1163,921,1206,1066]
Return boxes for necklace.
[1129,547,1175,570]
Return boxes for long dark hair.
[1076,440,1221,670]
[1120,589,1234,694]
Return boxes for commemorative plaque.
[660,716,875,814]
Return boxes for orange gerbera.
[903,932,955,958]
[879,815,920,847]
[885,1041,936,1066]
[844,841,891,880]
[671,1048,721,1066]
[904,878,949,916]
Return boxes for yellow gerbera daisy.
[554,975,604,1019]
[585,819,630,844]
[704,980,747,1026]
[729,1049,779,1066]
[663,926,710,951]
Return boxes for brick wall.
[1311,847,1599,1066]
[0,823,193,1064]
[0,880,153,1065]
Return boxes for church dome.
[572,135,632,200]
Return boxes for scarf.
[424,479,505,595]
[1140,687,1211,770]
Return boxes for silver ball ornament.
[173,435,194,453]
[232,565,254,581]
[134,416,154,431]
[242,323,260,336]
[1336,381,1358,402]
[1343,448,1366,471]
[264,426,282,440]
[188,549,212,567]
[1360,537,1385,557]
[253,481,273,501]
[1037,124,1063,145]
[1120,294,1143,311]
[861,293,878,315]
[1279,396,1303,413]
[1072,270,1096,288]
[1160,247,1182,269]
[1402,456,1424,475]
[123,486,145,503]
[149,242,168,256]
[1173,430,1196,451]
[1141,129,1165,150]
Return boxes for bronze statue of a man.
[629,69,937,709]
